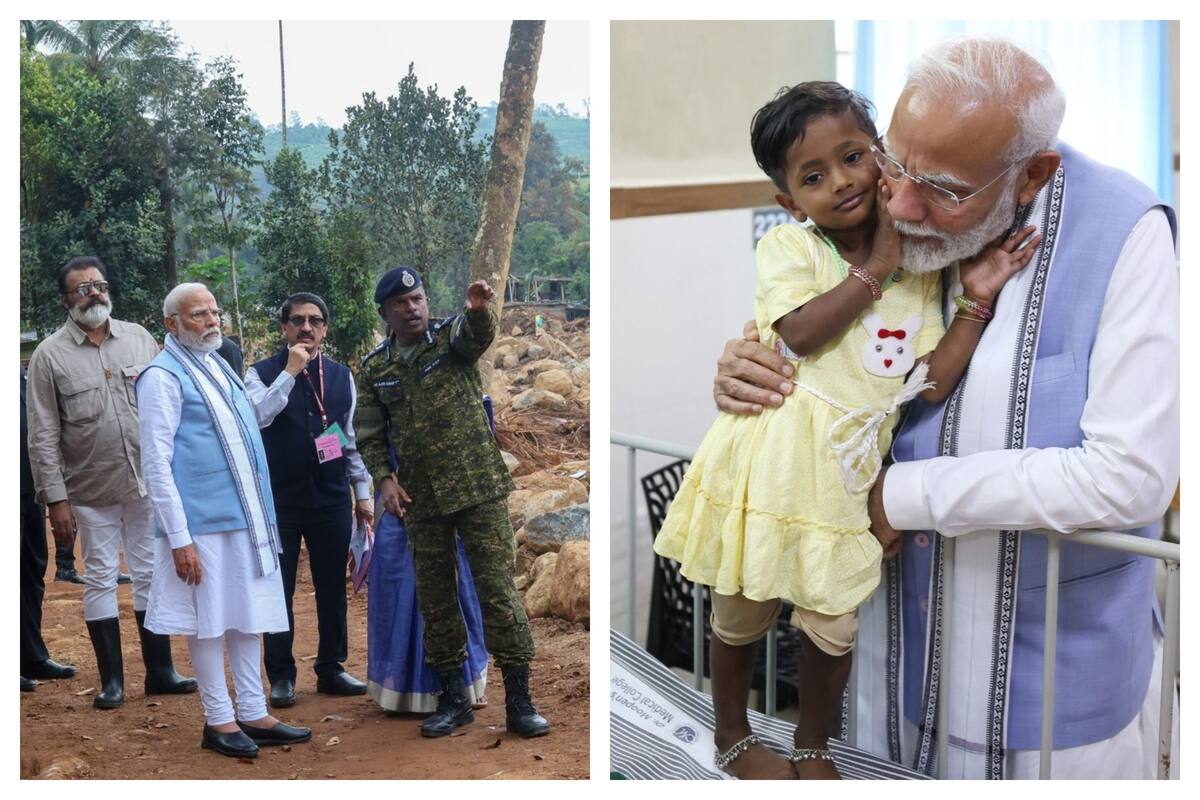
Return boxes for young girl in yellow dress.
[653,82,1040,779]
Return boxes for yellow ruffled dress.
[654,224,945,615]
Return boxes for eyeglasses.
[67,280,109,297]
[174,308,223,322]
[871,138,1017,212]
[287,315,326,328]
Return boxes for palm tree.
[37,20,147,79]
[20,20,49,50]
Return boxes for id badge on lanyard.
[305,356,344,464]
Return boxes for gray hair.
[163,282,211,318]
[905,37,1066,161]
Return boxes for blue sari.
[365,398,497,713]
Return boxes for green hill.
[258,105,589,184]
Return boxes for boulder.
[514,543,539,579]
[522,552,559,619]
[508,474,590,530]
[502,353,521,370]
[526,343,547,360]
[549,541,590,624]
[570,360,590,387]
[38,757,91,779]
[534,368,574,397]
[510,388,568,412]
[522,504,590,555]
[500,450,520,473]
[522,358,564,379]
[511,325,523,337]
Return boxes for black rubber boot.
[85,617,124,709]
[420,669,475,738]
[502,664,550,738]
[134,610,198,695]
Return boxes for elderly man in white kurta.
[138,283,311,759]
[713,38,1178,779]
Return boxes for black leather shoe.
[201,725,259,758]
[502,664,550,738]
[420,669,474,737]
[85,617,124,709]
[315,672,367,696]
[269,679,296,708]
[21,676,37,692]
[117,572,132,584]
[134,610,197,694]
[238,720,312,745]
[55,568,84,584]
[23,658,78,681]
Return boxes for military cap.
[374,266,423,305]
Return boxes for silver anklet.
[714,733,761,770]
[789,747,834,763]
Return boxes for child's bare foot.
[714,733,796,779]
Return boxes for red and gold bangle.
[953,294,993,321]
[848,265,883,301]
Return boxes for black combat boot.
[85,617,124,709]
[502,664,550,738]
[420,669,475,737]
[134,610,198,695]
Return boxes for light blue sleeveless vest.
[137,349,278,538]
[891,143,1177,753]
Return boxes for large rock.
[570,360,590,388]
[509,473,589,530]
[38,757,91,779]
[502,353,521,369]
[549,541,590,624]
[522,358,564,379]
[514,543,539,580]
[526,343,547,360]
[534,368,574,397]
[522,552,559,619]
[500,450,520,473]
[510,388,568,412]
[522,504,589,555]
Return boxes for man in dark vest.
[245,293,372,707]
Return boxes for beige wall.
[611,21,836,187]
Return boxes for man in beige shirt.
[26,256,196,709]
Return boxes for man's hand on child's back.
[713,320,795,415]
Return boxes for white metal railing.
[612,431,1180,780]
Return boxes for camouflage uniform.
[355,306,533,670]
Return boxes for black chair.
[640,460,803,708]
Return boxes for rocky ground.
[20,307,591,781]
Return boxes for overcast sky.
[169,20,590,128]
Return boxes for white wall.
[611,21,836,187]
[610,209,764,635]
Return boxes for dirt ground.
[20,537,590,780]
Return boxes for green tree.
[36,20,148,80]
[20,48,168,334]
[321,63,489,315]
[190,56,263,341]
[518,121,584,235]
[257,148,326,308]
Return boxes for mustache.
[894,220,948,240]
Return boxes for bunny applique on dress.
[654,224,946,615]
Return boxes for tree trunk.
[279,21,287,149]
[158,164,177,287]
[468,20,544,388]
[228,240,243,344]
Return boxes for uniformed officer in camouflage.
[355,266,549,739]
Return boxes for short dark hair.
[58,256,108,295]
[280,292,331,324]
[750,81,877,194]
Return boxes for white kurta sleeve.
[883,208,1179,537]
[343,377,372,501]
[137,368,194,548]
[244,365,295,429]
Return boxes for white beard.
[68,299,112,329]
[896,176,1021,274]
[177,326,222,353]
